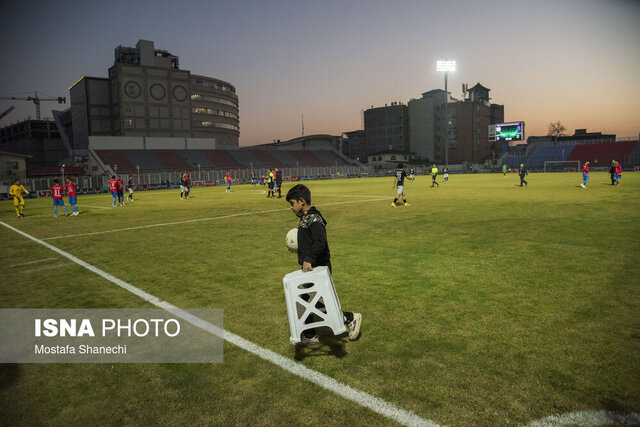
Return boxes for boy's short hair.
[397,163,403,169]
[286,184,311,204]
[54,179,59,184]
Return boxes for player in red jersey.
[581,161,589,188]
[51,179,68,217]
[65,177,79,216]
[225,171,232,193]
[107,175,118,207]
[614,160,622,186]
[116,176,125,206]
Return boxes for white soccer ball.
[285,228,298,253]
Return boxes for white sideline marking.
[23,263,69,274]
[42,197,388,241]
[1,220,438,427]
[526,410,640,426]
[80,205,112,210]
[10,257,57,267]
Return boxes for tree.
[547,121,567,144]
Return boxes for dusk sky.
[1,0,639,146]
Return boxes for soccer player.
[286,184,361,345]
[275,167,283,198]
[581,161,589,188]
[180,172,187,199]
[225,171,232,193]
[502,163,508,176]
[51,179,68,217]
[409,167,415,180]
[519,163,528,187]
[9,178,29,218]
[184,173,191,199]
[126,175,135,201]
[430,164,439,188]
[443,166,449,182]
[267,169,275,198]
[116,176,125,206]
[107,175,119,207]
[614,160,622,186]
[391,163,413,207]
[608,161,616,185]
[65,177,79,216]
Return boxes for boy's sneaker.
[581,184,586,188]
[347,313,362,341]
[299,335,320,346]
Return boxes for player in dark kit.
[519,163,528,187]
[126,175,135,201]
[391,163,413,207]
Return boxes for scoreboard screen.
[493,122,525,142]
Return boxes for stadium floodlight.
[437,59,456,166]
[437,60,456,72]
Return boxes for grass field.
[1,171,639,426]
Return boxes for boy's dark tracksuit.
[297,207,354,338]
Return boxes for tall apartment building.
[69,40,239,150]
[405,83,504,164]
[363,103,408,156]
[407,89,448,163]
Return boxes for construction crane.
[0,105,15,121]
[0,91,66,120]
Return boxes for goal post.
[544,160,580,172]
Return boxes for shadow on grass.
[293,335,349,361]
[0,364,20,390]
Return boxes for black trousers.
[520,176,527,186]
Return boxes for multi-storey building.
[69,40,239,150]
[363,103,408,157]
[405,83,504,164]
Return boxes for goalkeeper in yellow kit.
[9,179,29,217]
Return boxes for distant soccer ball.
[285,228,298,253]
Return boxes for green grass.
[1,172,639,426]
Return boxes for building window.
[191,93,238,108]
[125,119,134,128]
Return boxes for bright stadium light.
[437,59,456,166]
[437,60,456,72]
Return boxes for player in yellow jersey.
[9,178,29,217]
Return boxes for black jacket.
[297,207,331,270]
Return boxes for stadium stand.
[289,150,325,167]
[526,143,576,168]
[226,150,264,168]
[310,150,350,166]
[124,150,164,172]
[631,142,640,165]
[92,148,359,174]
[266,150,298,167]
[248,149,282,167]
[179,150,216,169]
[199,150,242,169]
[153,150,193,171]
[94,150,137,173]
[567,142,636,165]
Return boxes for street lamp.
[437,60,456,166]
[61,164,66,183]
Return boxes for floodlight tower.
[437,60,456,166]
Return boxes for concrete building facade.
[363,103,408,157]
[69,40,239,151]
